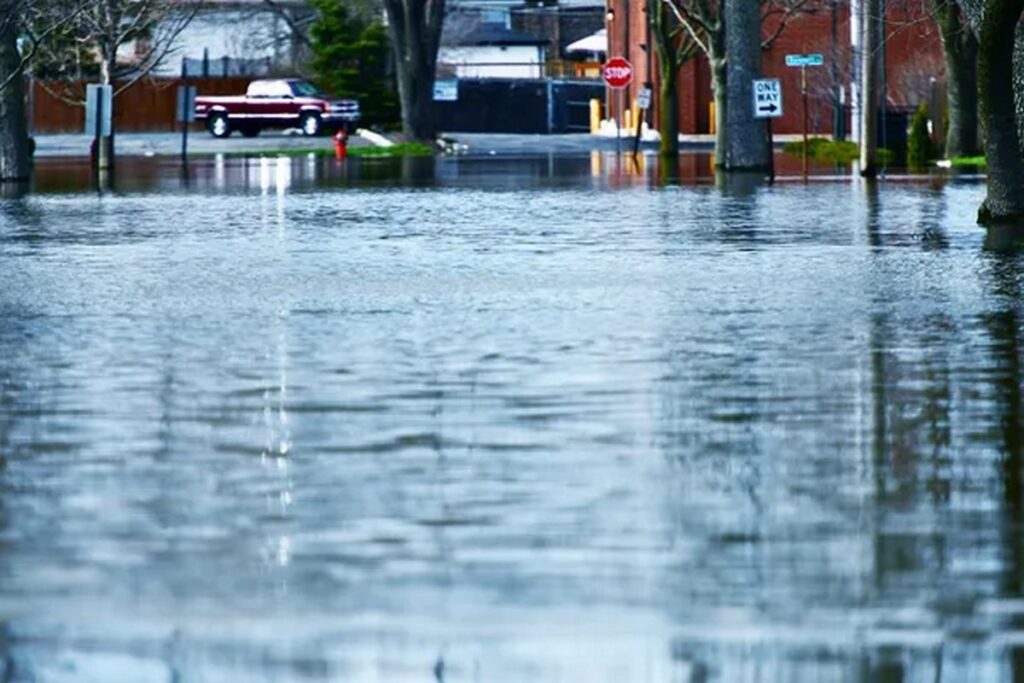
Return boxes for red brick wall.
[606,0,944,135]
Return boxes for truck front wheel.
[208,113,231,138]
[300,113,321,137]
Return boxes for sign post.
[753,79,783,184]
[602,57,633,157]
[785,53,824,178]
[176,84,197,162]
[632,85,652,157]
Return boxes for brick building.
[604,1,945,135]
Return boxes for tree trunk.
[936,0,980,158]
[97,45,116,172]
[652,0,679,158]
[860,0,881,176]
[384,0,445,141]
[711,54,727,168]
[722,0,769,170]
[659,71,679,158]
[0,14,31,182]
[977,0,1024,225]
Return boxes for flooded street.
[0,155,1021,682]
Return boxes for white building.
[438,25,548,79]
[151,0,312,77]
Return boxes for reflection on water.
[0,157,1019,681]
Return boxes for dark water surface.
[0,155,1021,682]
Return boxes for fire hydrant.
[333,130,348,160]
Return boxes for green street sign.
[785,54,824,68]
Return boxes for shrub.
[782,137,860,164]
[907,103,935,169]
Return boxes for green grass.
[782,137,860,164]
[205,142,435,159]
[948,155,987,167]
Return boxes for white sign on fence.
[84,84,113,137]
[433,80,459,102]
[752,78,783,119]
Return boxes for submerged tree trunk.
[975,0,1024,225]
[860,0,881,176]
[383,0,445,141]
[98,46,116,172]
[936,0,980,158]
[722,0,769,170]
[711,51,727,168]
[0,12,31,182]
[652,0,679,158]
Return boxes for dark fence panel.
[435,78,603,134]
[551,80,602,133]
[435,79,548,134]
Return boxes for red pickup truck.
[194,79,361,138]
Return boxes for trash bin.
[877,108,909,166]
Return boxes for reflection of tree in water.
[983,254,1024,679]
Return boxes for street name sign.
[602,57,633,90]
[753,78,783,119]
[785,53,824,68]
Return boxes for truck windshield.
[290,81,323,98]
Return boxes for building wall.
[438,45,546,79]
[151,6,311,77]
[605,1,944,135]
[512,6,605,59]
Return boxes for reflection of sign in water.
[785,53,824,68]
[433,80,459,101]
[752,78,783,119]
[85,84,113,136]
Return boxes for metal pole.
[767,117,775,185]
[180,62,189,163]
[617,88,623,157]
[95,89,102,176]
[802,65,809,178]
[879,0,887,173]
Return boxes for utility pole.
[859,0,880,177]
[850,0,862,146]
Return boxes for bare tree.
[956,0,1024,226]
[0,0,88,181]
[30,0,202,168]
[656,0,813,167]
[383,0,445,140]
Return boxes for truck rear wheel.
[208,113,231,138]
[300,113,321,137]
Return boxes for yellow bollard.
[709,102,716,134]
[624,109,632,134]
[590,99,602,133]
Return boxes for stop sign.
[602,57,633,90]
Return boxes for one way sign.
[753,78,783,119]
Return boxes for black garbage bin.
[877,108,909,167]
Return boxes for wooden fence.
[30,77,256,134]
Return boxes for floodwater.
[0,153,1020,682]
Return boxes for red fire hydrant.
[333,130,348,160]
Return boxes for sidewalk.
[32,131,365,159]
[31,131,812,159]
